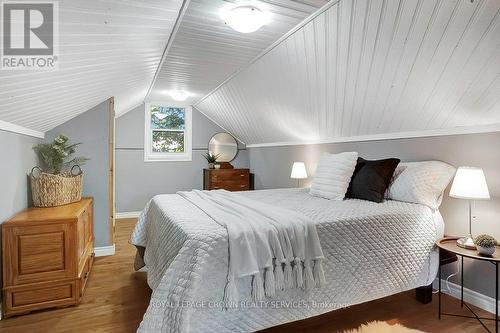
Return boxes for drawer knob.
[240,185,245,188]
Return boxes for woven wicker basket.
[30,165,83,207]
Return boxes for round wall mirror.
[208,133,238,162]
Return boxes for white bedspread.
[131,188,443,333]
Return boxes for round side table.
[436,237,500,333]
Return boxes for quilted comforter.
[131,188,444,333]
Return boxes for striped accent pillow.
[310,152,358,200]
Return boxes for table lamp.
[449,166,490,249]
[291,162,307,187]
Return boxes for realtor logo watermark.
[1,1,58,70]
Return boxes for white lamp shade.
[291,162,307,179]
[449,167,490,200]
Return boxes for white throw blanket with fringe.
[177,189,325,303]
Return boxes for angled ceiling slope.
[148,0,329,104]
[196,0,500,146]
[0,0,184,134]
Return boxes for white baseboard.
[94,245,115,257]
[433,278,500,314]
[116,211,141,219]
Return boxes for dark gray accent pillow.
[346,157,400,203]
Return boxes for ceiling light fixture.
[221,5,271,33]
[169,90,190,101]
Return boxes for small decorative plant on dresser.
[2,198,94,317]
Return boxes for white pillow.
[385,161,456,209]
[310,152,358,200]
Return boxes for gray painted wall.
[248,132,500,299]
[0,130,41,296]
[0,130,41,222]
[46,99,112,247]
[115,104,249,212]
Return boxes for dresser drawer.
[3,279,78,317]
[212,181,250,191]
[210,170,249,182]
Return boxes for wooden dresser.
[2,198,94,317]
[203,168,252,191]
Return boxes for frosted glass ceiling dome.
[221,5,271,34]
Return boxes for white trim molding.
[116,211,141,219]
[94,245,116,257]
[433,278,500,315]
[0,120,45,138]
[246,124,500,148]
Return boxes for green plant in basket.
[33,134,88,174]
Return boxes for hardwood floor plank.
[0,218,494,332]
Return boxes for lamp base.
[456,236,476,250]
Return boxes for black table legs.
[439,249,441,319]
[438,257,498,332]
[496,262,498,333]
[461,256,464,308]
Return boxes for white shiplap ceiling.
[0,0,327,136]
[0,0,184,134]
[196,0,500,146]
[147,0,329,103]
[2,0,499,145]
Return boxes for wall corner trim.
[433,278,500,315]
[94,245,116,257]
[0,120,45,139]
[245,124,500,148]
[116,211,142,219]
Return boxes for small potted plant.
[474,234,497,256]
[203,152,220,169]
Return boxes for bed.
[130,187,444,332]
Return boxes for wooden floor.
[0,218,495,332]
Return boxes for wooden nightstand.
[203,168,254,191]
[436,237,500,332]
[2,198,94,317]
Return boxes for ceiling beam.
[0,120,45,139]
[144,0,192,101]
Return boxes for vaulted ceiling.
[0,0,327,136]
[196,0,500,146]
[1,0,499,144]
[148,0,329,104]
[0,0,184,134]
